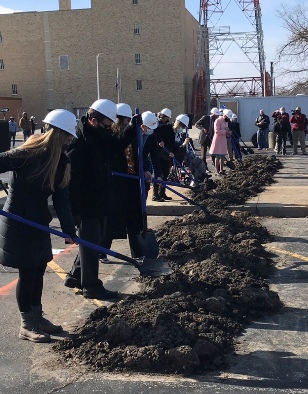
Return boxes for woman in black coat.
[0,109,77,343]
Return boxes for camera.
[291,110,296,115]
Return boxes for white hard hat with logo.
[160,108,172,118]
[210,107,220,116]
[142,111,158,129]
[43,109,77,138]
[90,99,117,122]
[175,114,189,128]
[116,103,132,119]
[223,109,233,118]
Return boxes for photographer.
[255,109,270,150]
[290,107,307,155]
[272,107,290,155]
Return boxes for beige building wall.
[0,0,198,127]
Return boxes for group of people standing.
[0,98,194,343]
[255,107,307,155]
[196,107,242,176]
[8,112,37,148]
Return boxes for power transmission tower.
[192,0,270,120]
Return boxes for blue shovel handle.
[0,210,144,270]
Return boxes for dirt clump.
[53,155,283,375]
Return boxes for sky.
[0,0,297,88]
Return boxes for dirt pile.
[53,155,283,375]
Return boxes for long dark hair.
[7,127,71,191]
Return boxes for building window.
[12,84,18,95]
[0,59,4,70]
[59,55,69,71]
[0,32,2,42]
[136,80,142,91]
[132,0,138,4]
[135,53,141,64]
[133,23,140,35]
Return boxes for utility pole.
[96,53,104,100]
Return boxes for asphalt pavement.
[0,129,307,393]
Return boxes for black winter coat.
[67,120,135,220]
[0,151,76,269]
[155,121,176,159]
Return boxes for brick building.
[0,0,198,126]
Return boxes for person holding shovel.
[63,99,138,299]
[0,109,77,343]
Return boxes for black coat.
[0,151,76,269]
[67,120,135,220]
[155,121,175,159]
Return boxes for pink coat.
[209,117,228,155]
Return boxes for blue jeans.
[257,128,269,149]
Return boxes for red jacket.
[290,113,306,131]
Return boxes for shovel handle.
[0,210,143,270]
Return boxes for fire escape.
[192,0,272,120]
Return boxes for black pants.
[16,263,47,312]
[68,217,104,289]
[10,132,16,147]
[276,132,287,154]
[153,158,170,197]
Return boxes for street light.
[96,53,104,100]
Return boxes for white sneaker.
[99,257,111,264]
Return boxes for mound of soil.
[53,155,283,375]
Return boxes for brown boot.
[19,311,51,343]
[32,304,63,334]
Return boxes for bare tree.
[276,3,308,93]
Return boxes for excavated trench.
[53,155,283,376]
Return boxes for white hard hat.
[223,109,233,118]
[175,114,189,128]
[30,116,35,120]
[160,108,172,118]
[116,103,132,119]
[43,109,77,138]
[90,99,117,122]
[142,111,158,129]
[231,113,237,119]
[210,107,220,116]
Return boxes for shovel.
[0,210,172,277]
[151,179,211,218]
[229,135,243,161]
[240,138,254,154]
[112,171,201,192]
[162,146,198,186]
[133,108,159,259]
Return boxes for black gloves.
[131,114,142,128]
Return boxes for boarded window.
[59,55,69,71]
[136,80,142,91]
[12,84,18,95]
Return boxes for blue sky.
[0,1,296,86]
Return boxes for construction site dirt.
[52,155,284,376]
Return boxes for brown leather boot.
[19,311,51,343]
[32,304,63,334]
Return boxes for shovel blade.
[240,147,248,155]
[139,257,173,277]
[134,230,159,259]
[225,160,236,170]
[247,147,255,154]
